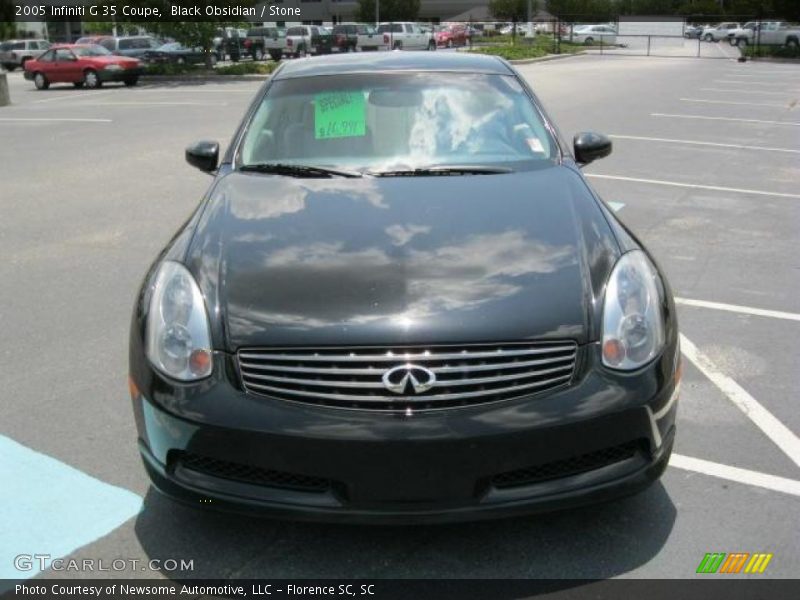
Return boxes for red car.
[435,24,470,48]
[24,44,142,90]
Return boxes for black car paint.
[130,53,679,522]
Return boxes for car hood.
[185,165,621,350]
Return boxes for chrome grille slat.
[241,363,574,389]
[242,373,573,404]
[238,353,575,375]
[239,345,576,363]
[238,342,578,411]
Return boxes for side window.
[38,49,55,62]
[55,49,74,62]
[100,39,115,51]
[405,24,413,33]
[119,39,135,50]
[356,25,367,34]
[12,42,25,50]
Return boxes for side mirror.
[185,140,219,173]
[573,132,612,166]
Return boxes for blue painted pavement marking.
[608,201,625,212]
[0,435,142,579]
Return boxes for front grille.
[491,441,642,489]
[179,453,332,493]
[238,341,578,410]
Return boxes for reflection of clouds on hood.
[385,223,431,246]
[250,230,577,328]
[226,176,387,221]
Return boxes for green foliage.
[355,0,421,23]
[470,35,585,59]
[489,0,529,22]
[216,61,277,75]
[742,43,800,59]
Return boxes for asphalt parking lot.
[1,52,799,581]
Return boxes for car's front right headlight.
[145,261,213,381]
[601,250,666,370]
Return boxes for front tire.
[73,82,84,88]
[33,72,49,90]
[704,33,713,42]
[393,41,402,50]
[269,50,281,62]
[787,38,799,49]
[124,76,139,87]
[3,63,16,71]
[84,69,101,89]
[584,37,594,45]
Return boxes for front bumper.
[132,342,679,524]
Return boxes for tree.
[490,0,528,41]
[1,0,16,39]
[355,0,421,23]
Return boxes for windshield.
[158,42,182,51]
[239,72,556,173]
[74,45,113,57]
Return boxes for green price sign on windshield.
[314,92,366,140]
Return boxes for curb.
[745,56,800,64]
[141,73,270,83]
[508,52,586,65]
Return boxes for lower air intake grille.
[179,453,331,493]
[492,441,642,489]
[238,341,578,410]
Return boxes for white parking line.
[586,174,800,199]
[675,297,800,322]
[0,117,112,123]
[670,454,800,497]
[651,113,800,126]
[680,334,800,469]
[701,88,799,96]
[609,134,800,155]
[713,79,799,87]
[680,97,794,108]
[33,90,115,103]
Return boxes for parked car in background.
[435,23,469,47]
[701,23,740,42]
[144,42,215,66]
[97,36,161,58]
[684,24,706,39]
[24,44,142,89]
[245,26,287,61]
[377,22,436,50]
[0,39,50,71]
[570,24,617,45]
[285,25,334,57]
[332,24,389,52]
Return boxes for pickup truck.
[730,21,800,48]
[245,26,288,61]
[285,25,334,57]
[376,22,436,50]
[332,24,390,52]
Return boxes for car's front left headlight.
[601,250,665,370]
[145,261,213,381]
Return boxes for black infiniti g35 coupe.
[129,52,681,523]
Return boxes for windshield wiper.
[367,165,513,177]
[239,163,362,178]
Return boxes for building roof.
[272,51,513,80]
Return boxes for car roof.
[272,51,513,80]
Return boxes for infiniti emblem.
[382,364,437,395]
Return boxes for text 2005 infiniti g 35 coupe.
[129,52,680,523]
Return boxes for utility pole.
[376,0,380,26]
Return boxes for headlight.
[601,250,665,370]
[104,64,123,70]
[145,261,213,381]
